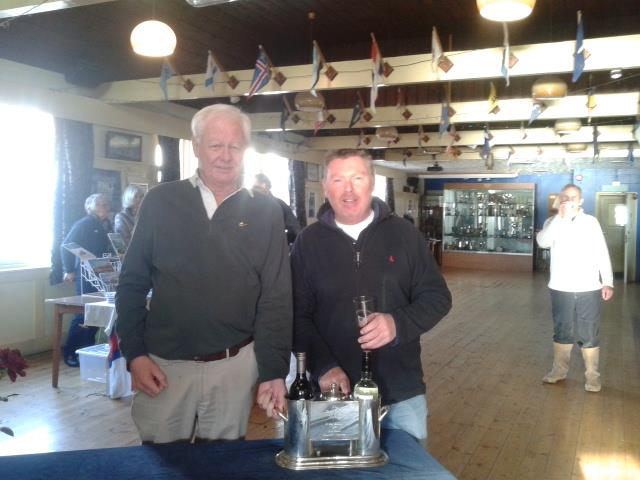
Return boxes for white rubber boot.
[582,347,601,392]
[542,342,573,383]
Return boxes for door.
[595,192,638,283]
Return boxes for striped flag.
[248,48,271,99]
[439,102,450,136]
[501,23,510,86]
[572,11,585,83]
[204,50,218,90]
[370,33,383,113]
[310,41,323,96]
[159,59,174,100]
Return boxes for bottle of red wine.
[288,352,314,400]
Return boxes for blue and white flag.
[348,99,363,128]
[572,10,585,83]
[310,41,323,96]
[159,59,175,100]
[439,102,450,136]
[528,101,546,126]
[204,50,218,90]
[627,144,635,164]
[248,47,271,99]
[501,22,510,86]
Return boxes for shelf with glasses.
[442,183,535,271]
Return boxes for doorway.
[595,192,638,283]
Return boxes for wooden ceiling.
[1,0,639,172]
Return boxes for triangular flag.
[310,41,323,96]
[528,101,547,126]
[501,23,510,87]
[593,124,599,159]
[370,33,383,114]
[247,46,272,99]
[439,102,450,136]
[481,125,492,160]
[431,26,442,73]
[204,50,218,90]
[349,100,363,128]
[586,86,597,123]
[488,82,500,114]
[159,59,174,101]
[627,144,635,164]
[572,11,585,83]
[633,118,640,144]
[357,129,364,148]
[280,96,293,131]
[313,110,325,136]
[520,121,528,140]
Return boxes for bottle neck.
[295,352,307,377]
[360,351,372,380]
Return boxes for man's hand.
[256,379,287,419]
[129,355,168,397]
[319,367,351,396]
[359,312,397,350]
[602,286,614,301]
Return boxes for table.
[0,429,455,480]
[44,294,106,388]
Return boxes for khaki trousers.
[132,342,258,443]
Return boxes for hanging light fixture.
[130,20,177,57]
[554,118,582,135]
[565,143,587,153]
[532,76,567,100]
[294,91,326,112]
[376,126,399,141]
[476,0,535,22]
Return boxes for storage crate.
[76,343,109,384]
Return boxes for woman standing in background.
[114,184,145,249]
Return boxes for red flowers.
[0,348,28,383]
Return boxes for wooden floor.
[1,269,639,479]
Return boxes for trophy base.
[275,450,388,470]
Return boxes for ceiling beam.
[249,92,640,132]
[0,0,116,19]
[305,125,637,151]
[88,35,640,104]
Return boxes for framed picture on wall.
[307,163,319,182]
[105,131,142,162]
[92,168,122,212]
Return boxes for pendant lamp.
[532,76,567,100]
[294,91,326,112]
[131,20,177,57]
[477,0,535,22]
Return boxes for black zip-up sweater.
[291,198,451,405]
[116,180,292,383]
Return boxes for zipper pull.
[355,250,361,268]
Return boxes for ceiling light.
[376,126,399,141]
[294,91,325,112]
[554,118,582,135]
[610,68,622,79]
[532,76,567,99]
[476,0,535,22]
[565,143,587,153]
[185,0,238,6]
[130,20,177,57]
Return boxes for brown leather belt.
[193,337,253,362]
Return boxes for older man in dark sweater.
[117,104,292,443]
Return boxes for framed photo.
[92,168,122,212]
[306,163,319,182]
[105,131,142,162]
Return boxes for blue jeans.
[550,289,601,348]
[381,394,428,440]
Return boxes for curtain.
[386,177,396,212]
[290,159,307,227]
[159,135,180,183]
[50,118,95,284]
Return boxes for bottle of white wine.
[288,352,314,400]
[353,351,379,401]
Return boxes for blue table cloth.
[1,429,455,479]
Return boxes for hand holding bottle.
[318,366,351,396]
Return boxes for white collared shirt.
[188,171,246,219]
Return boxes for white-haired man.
[117,104,291,443]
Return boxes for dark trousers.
[550,289,601,348]
[63,314,98,359]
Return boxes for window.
[374,174,387,202]
[0,104,55,269]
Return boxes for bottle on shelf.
[353,351,379,401]
[288,352,314,400]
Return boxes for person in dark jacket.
[116,104,292,444]
[252,173,300,246]
[292,149,451,443]
[61,193,112,367]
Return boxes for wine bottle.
[353,351,379,401]
[288,352,314,400]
